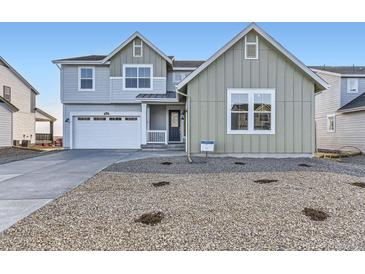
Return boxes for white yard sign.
[201,140,215,152]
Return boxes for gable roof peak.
[177,23,329,92]
[102,31,173,64]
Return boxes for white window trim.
[347,78,359,93]
[227,88,275,135]
[123,64,153,91]
[327,114,336,133]
[244,35,259,60]
[133,40,143,57]
[78,67,95,91]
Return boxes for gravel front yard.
[0,156,365,250]
[0,147,42,165]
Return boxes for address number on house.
[201,140,215,152]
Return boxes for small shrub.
[161,162,172,165]
[235,162,246,165]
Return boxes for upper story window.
[78,67,95,91]
[347,78,359,93]
[227,88,275,134]
[173,72,189,83]
[3,86,11,101]
[123,65,153,90]
[133,39,143,57]
[245,35,259,60]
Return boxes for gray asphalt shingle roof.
[173,60,205,68]
[53,55,204,70]
[338,92,365,111]
[53,55,107,62]
[310,66,365,75]
[136,92,177,99]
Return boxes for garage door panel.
[73,116,141,149]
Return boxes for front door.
[168,110,180,142]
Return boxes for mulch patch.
[134,211,164,225]
[350,182,365,188]
[235,162,246,165]
[254,179,278,184]
[152,181,170,187]
[298,163,312,167]
[161,162,172,165]
[302,207,329,221]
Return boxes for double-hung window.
[3,86,11,101]
[347,78,358,93]
[133,38,143,57]
[123,65,152,90]
[79,67,95,91]
[245,35,259,60]
[227,89,275,134]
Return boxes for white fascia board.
[52,60,110,65]
[102,32,172,65]
[177,23,329,92]
[311,68,342,77]
[172,67,199,71]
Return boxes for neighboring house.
[312,66,365,152]
[0,56,56,147]
[0,95,18,147]
[53,23,328,156]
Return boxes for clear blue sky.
[1,22,365,135]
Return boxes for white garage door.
[73,116,141,149]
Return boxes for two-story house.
[312,66,365,153]
[54,23,328,156]
[0,56,56,147]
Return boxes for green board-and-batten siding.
[187,30,315,154]
[109,38,167,77]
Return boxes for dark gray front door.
[169,110,180,142]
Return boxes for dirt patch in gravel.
[254,179,278,184]
[350,182,365,188]
[298,163,312,167]
[135,212,164,225]
[152,181,170,187]
[302,208,329,221]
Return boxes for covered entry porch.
[141,103,185,145]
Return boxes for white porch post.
[141,103,147,145]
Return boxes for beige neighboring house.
[0,56,56,147]
[312,66,365,153]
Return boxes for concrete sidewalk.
[0,149,184,232]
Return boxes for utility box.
[201,140,215,153]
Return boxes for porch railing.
[147,130,167,144]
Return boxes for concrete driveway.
[0,149,184,232]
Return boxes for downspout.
[176,89,192,163]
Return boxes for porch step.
[141,143,185,151]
